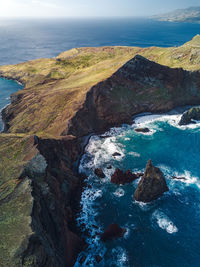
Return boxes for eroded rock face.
[134,160,169,203]
[68,55,200,138]
[179,107,200,125]
[111,168,142,185]
[100,223,126,242]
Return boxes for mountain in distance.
[152,6,200,23]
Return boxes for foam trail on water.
[152,210,178,234]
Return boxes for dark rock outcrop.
[179,107,200,125]
[172,176,187,181]
[135,127,150,133]
[134,160,169,202]
[100,223,126,241]
[112,152,121,157]
[94,168,105,178]
[111,168,142,185]
[67,55,200,138]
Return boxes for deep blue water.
[0,18,199,65]
[77,113,200,266]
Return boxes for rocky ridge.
[134,160,169,202]
[1,37,200,266]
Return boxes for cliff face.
[68,55,200,137]
[0,134,83,267]
[1,38,200,266]
[1,36,200,137]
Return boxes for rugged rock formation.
[67,55,200,138]
[0,134,84,267]
[94,168,105,178]
[100,223,126,241]
[111,168,142,185]
[1,38,200,266]
[135,127,150,133]
[134,160,169,203]
[179,107,200,125]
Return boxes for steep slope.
[1,36,200,266]
[1,36,200,137]
[0,134,83,267]
[68,55,200,137]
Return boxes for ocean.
[77,112,200,266]
[0,18,200,266]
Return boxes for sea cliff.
[1,35,200,266]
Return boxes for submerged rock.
[112,152,121,157]
[95,255,103,263]
[94,168,105,178]
[172,176,187,181]
[134,160,169,203]
[100,223,126,241]
[179,107,200,125]
[135,127,150,133]
[107,165,112,169]
[111,168,141,185]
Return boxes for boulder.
[172,176,187,181]
[179,107,200,125]
[94,168,105,178]
[134,160,169,202]
[100,223,126,241]
[111,168,141,185]
[112,152,121,157]
[135,127,150,133]
[107,165,112,169]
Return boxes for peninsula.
[1,35,200,266]
[153,6,200,23]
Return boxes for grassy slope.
[0,35,200,137]
[0,134,38,266]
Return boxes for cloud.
[31,0,59,9]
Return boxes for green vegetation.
[1,36,200,137]
[0,35,200,266]
[0,135,37,267]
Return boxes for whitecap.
[113,188,125,197]
[128,151,141,157]
[152,210,178,234]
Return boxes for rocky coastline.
[1,37,200,266]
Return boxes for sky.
[0,0,200,18]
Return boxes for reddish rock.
[100,223,126,242]
[94,168,105,178]
[111,168,139,185]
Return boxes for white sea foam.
[152,210,178,234]
[111,247,129,267]
[128,151,141,157]
[171,170,199,188]
[113,188,125,197]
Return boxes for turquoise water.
[0,78,23,131]
[76,112,200,266]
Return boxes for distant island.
[153,6,200,23]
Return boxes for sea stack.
[134,160,169,203]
